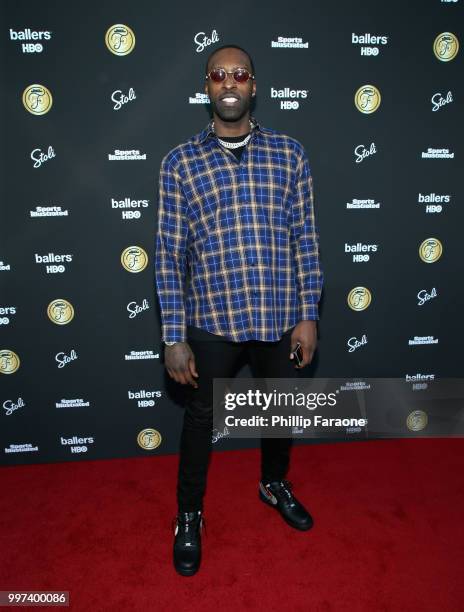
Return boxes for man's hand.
[164,342,199,388]
[290,320,317,368]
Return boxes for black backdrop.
[1,0,462,464]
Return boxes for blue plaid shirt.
[155,116,323,343]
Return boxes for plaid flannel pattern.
[155,116,323,343]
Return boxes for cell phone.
[292,342,303,367]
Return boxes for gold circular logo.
[433,32,459,62]
[105,24,136,55]
[347,287,372,311]
[47,299,75,325]
[0,350,20,374]
[22,84,53,115]
[121,246,148,272]
[137,428,162,450]
[406,410,428,432]
[419,238,442,263]
[354,85,381,113]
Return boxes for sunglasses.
[206,68,255,83]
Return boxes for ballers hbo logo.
[137,428,162,450]
[433,32,459,62]
[0,350,21,374]
[22,84,53,115]
[347,287,372,311]
[354,85,381,114]
[121,246,148,272]
[47,299,75,325]
[105,24,136,55]
[419,238,442,263]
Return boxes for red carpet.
[1,439,463,611]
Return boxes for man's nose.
[223,73,236,86]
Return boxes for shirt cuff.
[298,303,319,321]
[162,325,187,344]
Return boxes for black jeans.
[177,324,302,512]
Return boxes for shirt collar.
[191,115,273,145]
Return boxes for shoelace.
[171,513,207,537]
[269,480,296,507]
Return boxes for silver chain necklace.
[213,120,253,149]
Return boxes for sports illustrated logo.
[339,381,371,391]
[419,238,443,263]
[354,85,381,113]
[408,336,439,345]
[47,299,75,325]
[345,243,378,262]
[421,147,454,159]
[31,146,56,169]
[55,349,78,368]
[271,36,309,49]
[417,287,437,306]
[108,149,147,161]
[4,443,38,454]
[270,87,308,110]
[30,206,68,217]
[35,252,73,274]
[347,287,372,311]
[124,350,159,361]
[0,350,20,374]
[112,197,149,220]
[189,93,210,104]
[56,398,90,408]
[431,90,453,111]
[433,32,459,61]
[127,299,150,319]
[10,28,52,53]
[0,306,16,326]
[351,33,388,56]
[111,87,136,110]
[347,334,368,352]
[105,24,135,55]
[346,198,381,209]
[3,397,25,416]
[121,246,148,272]
[418,192,451,214]
[194,29,219,53]
[354,142,377,163]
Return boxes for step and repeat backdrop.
[1,0,462,465]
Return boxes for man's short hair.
[205,44,255,76]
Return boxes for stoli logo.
[194,29,219,53]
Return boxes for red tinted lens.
[233,69,251,82]
[209,69,226,82]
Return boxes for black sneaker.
[172,510,205,576]
[259,479,313,531]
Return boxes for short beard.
[210,96,251,123]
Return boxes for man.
[155,44,323,576]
